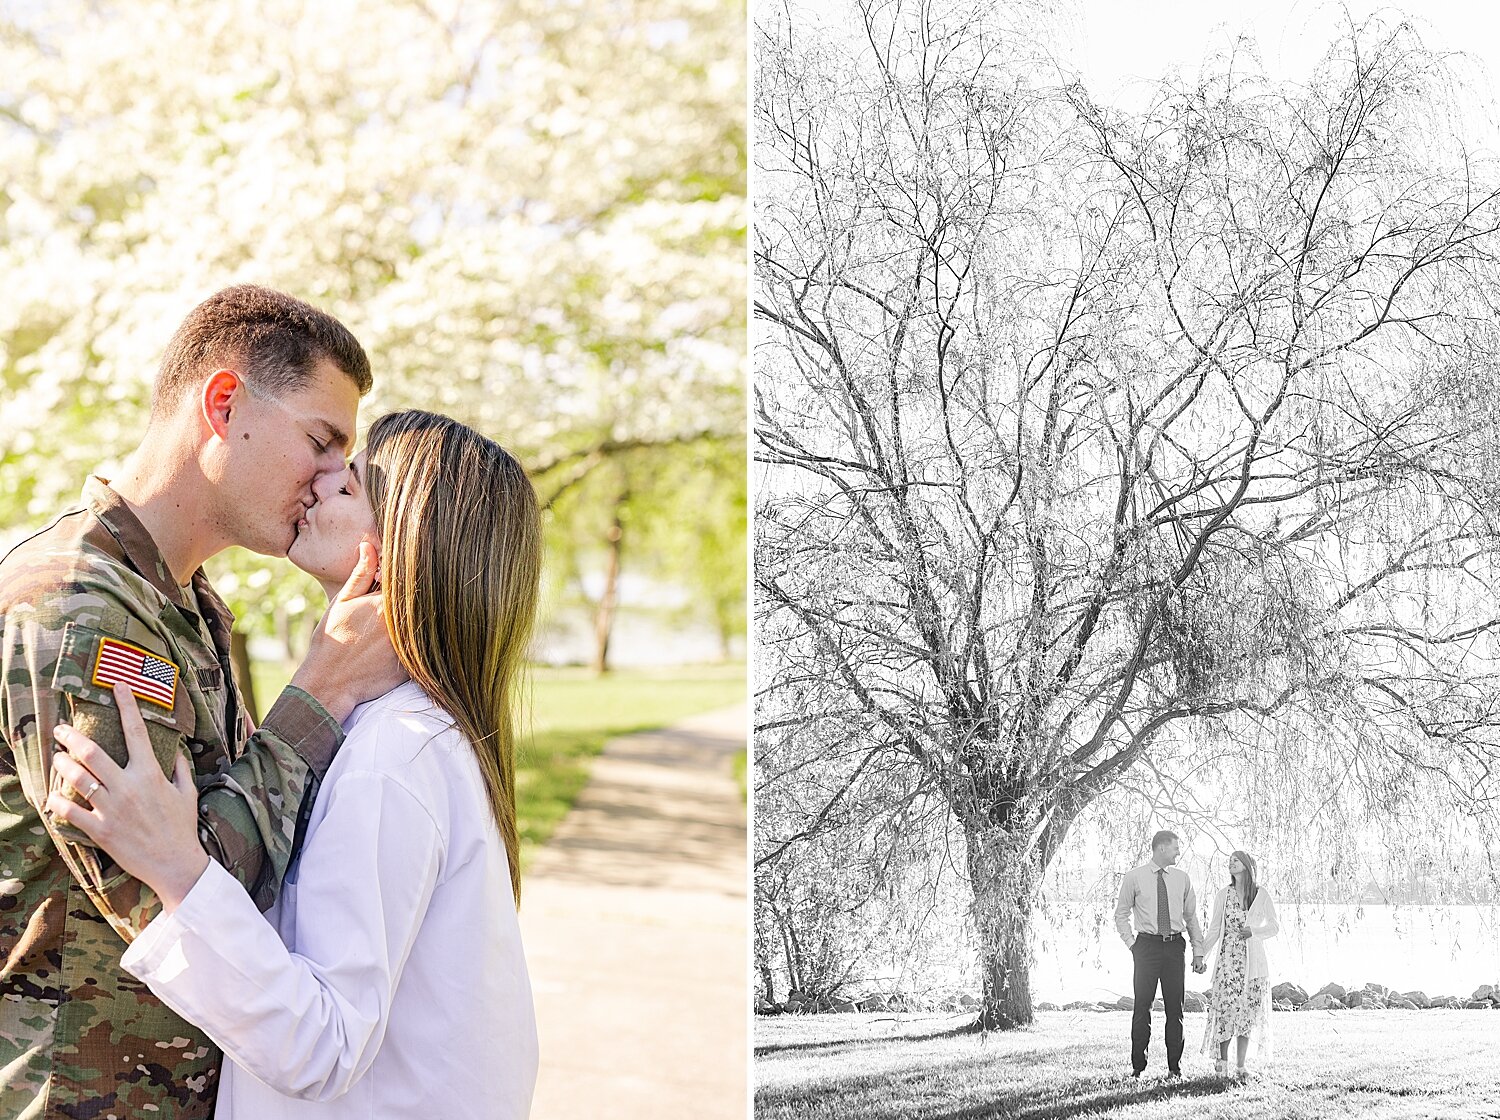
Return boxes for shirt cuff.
[121,859,241,978]
[261,685,345,777]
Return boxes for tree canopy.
[0,0,746,662]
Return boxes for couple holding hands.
[1115,831,1281,1081]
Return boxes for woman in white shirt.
[48,409,541,1118]
[1201,850,1279,1079]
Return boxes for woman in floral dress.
[1201,850,1280,1078]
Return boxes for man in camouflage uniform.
[0,286,405,1118]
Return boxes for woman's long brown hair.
[364,410,541,907]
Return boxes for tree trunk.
[756,946,777,1006]
[782,912,805,995]
[278,605,303,663]
[591,494,627,675]
[965,823,1039,1031]
[229,630,260,727]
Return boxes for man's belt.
[1136,931,1182,941]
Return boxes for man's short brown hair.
[1151,830,1179,850]
[152,285,372,416]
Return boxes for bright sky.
[1069,0,1500,145]
[785,1,1500,146]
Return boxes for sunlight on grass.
[756,1009,1500,1119]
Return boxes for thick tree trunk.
[976,911,1034,1030]
[965,823,1039,1030]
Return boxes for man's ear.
[200,369,245,442]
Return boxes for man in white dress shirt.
[1114,830,1207,1078]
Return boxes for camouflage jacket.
[0,477,343,1119]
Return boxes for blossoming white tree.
[0,0,745,685]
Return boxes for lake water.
[1033,904,1500,1003]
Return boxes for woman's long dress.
[1202,888,1270,1055]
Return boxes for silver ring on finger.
[83,779,100,801]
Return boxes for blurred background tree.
[0,0,746,705]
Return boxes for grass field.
[756,1010,1500,1119]
[516,663,745,857]
[250,659,745,862]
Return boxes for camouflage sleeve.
[0,602,185,943]
[1,596,341,941]
[195,686,343,912]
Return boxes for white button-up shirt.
[1114,861,1206,956]
[122,682,537,1118]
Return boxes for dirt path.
[522,703,748,1118]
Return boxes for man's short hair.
[152,285,372,417]
[1151,830,1179,850]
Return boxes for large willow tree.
[755,1,1500,1030]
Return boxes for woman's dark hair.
[1229,850,1259,910]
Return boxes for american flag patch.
[91,637,178,710]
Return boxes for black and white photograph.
[753,1,1500,1116]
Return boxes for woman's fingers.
[111,683,156,769]
[52,751,106,801]
[172,752,197,798]
[54,687,161,784]
[45,790,104,838]
[337,540,379,602]
[53,723,126,785]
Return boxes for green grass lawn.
[250,659,744,863]
[756,1009,1500,1119]
[516,663,745,858]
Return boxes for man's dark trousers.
[1130,933,1186,1073]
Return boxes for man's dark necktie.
[1156,868,1171,936]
